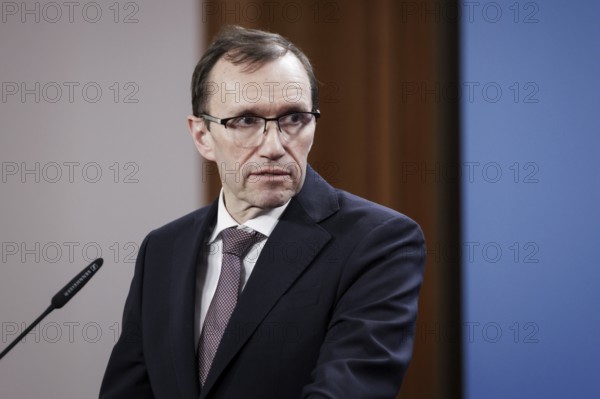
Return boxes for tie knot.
[221,227,264,257]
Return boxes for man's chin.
[252,188,296,209]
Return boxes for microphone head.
[51,258,104,309]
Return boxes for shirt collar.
[208,189,291,243]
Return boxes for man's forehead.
[209,52,309,83]
[205,53,312,112]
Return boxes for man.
[100,26,425,399]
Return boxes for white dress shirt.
[195,190,290,347]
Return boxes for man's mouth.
[247,168,292,181]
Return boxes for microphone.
[0,258,104,360]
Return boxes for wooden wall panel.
[200,1,462,398]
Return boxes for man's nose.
[258,121,286,159]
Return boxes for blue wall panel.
[462,1,600,398]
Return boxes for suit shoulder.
[146,205,211,240]
[333,189,422,233]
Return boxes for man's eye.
[227,116,261,128]
[280,113,309,125]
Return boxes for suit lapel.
[169,203,218,399]
[201,166,339,397]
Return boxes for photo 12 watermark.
[414,320,541,344]
[1,81,140,104]
[203,80,304,105]
[201,1,340,24]
[399,1,540,24]
[423,240,541,265]
[399,161,540,184]
[1,320,122,345]
[400,81,540,104]
[1,161,140,184]
[1,241,139,264]
[1,1,140,24]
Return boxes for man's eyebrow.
[226,108,257,116]
[227,106,309,117]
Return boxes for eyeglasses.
[200,111,320,148]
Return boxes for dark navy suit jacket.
[100,166,425,399]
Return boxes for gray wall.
[0,1,203,397]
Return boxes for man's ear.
[187,115,215,161]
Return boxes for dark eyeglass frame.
[199,110,321,132]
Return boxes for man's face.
[188,53,316,220]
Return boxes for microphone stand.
[0,305,54,360]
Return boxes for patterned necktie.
[198,227,264,385]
